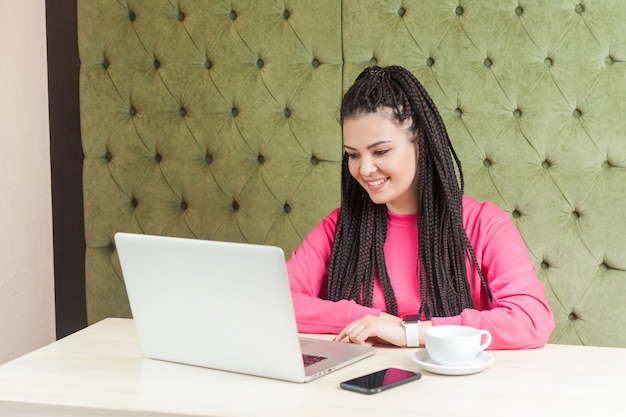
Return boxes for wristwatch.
[402,314,421,347]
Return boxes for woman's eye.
[374,149,389,156]
[345,152,358,159]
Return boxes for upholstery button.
[571,210,580,220]
[515,6,524,16]
[512,209,521,218]
[568,312,579,321]
[575,4,584,14]
[154,59,161,69]
[231,107,239,117]
[513,109,522,118]
[205,153,213,164]
[312,58,321,68]
[284,108,291,118]
[258,155,265,164]
[455,6,464,16]
[105,151,112,162]
[230,10,237,20]
[483,158,492,167]
[454,107,462,116]
[129,11,136,22]
[426,57,435,67]
[129,106,137,116]
[605,56,614,66]
[284,203,291,213]
[102,58,110,69]
[311,155,320,165]
[542,160,551,169]
[544,57,553,67]
[283,9,290,19]
[369,57,378,66]
[398,7,406,17]
[205,60,212,70]
[109,241,115,253]
[179,107,187,117]
[180,201,188,210]
[131,197,139,208]
[572,108,582,118]
[177,11,185,21]
[155,153,162,163]
[232,201,240,211]
[540,261,550,270]
[602,160,611,170]
[257,59,264,68]
[483,57,493,68]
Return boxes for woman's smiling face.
[342,109,419,215]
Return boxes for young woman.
[287,65,554,349]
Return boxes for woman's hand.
[335,313,405,346]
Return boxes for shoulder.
[462,195,516,239]
[320,207,340,228]
[288,208,341,264]
[462,195,509,222]
[463,196,519,245]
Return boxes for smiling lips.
[366,178,388,190]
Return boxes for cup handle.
[478,330,492,351]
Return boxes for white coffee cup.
[425,325,492,366]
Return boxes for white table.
[1,318,625,417]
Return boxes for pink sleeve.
[432,200,555,349]
[286,209,380,334]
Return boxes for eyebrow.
[343,140,392,150]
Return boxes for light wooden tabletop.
[1,318,625,417]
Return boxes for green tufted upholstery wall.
[78,0,626,347]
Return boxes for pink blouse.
[286,196,555,349]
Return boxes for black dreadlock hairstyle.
[324,65,492,319]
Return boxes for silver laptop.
[114,232,375,383]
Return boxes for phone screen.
[340,368,421,394]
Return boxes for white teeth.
[368,179,385,186]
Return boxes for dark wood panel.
[46,0,87,338]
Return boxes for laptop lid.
[114,232,375,383]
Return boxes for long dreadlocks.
[324,65,492,319]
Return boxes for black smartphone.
[339,368,421,395]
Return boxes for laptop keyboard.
[302,354,327,367]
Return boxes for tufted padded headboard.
[78,0,626,347]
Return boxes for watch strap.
[402,319,420,347]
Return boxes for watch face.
[403,314,421,322]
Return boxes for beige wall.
[0,0,56,363]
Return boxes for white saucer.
[411,350,494,376]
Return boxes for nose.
[359,156,377,177]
